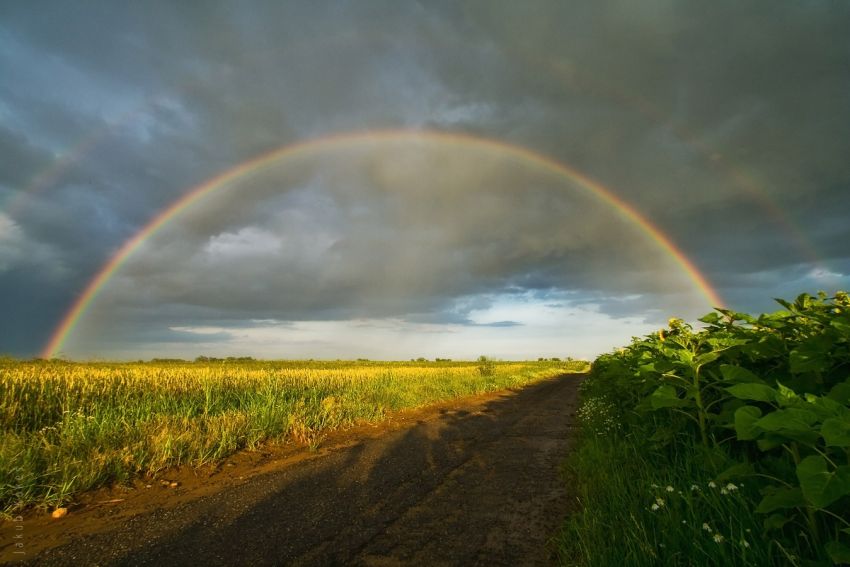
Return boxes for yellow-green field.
[0,358,586,514]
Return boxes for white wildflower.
[655,497,665,508]
[713,534,724,544]
[725,483,738,492]
[742,540,750,549]
[720,488,729,495]
[702,523,712,533]
[708,481,717,489]
[651,504,660,511]
[665,485,674,493]
[690,484,700,491]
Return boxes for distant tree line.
[193,356,256,363]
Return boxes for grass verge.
[557,419,776,566]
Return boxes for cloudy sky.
[1,1,849,360]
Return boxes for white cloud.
[111,295,661,361]
[808,267,844,281]
[204,226,282,259]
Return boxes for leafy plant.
[477,355,496,377]
[562,292,850,565]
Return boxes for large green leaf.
[706,337,750,349]
[763,307,793,319]
[694,351,722,367]
[699,312,722,325]
[638,363,657,375]
[826,540,850,565]
[822,416,850,447]
[756,486,806,513]
[755,408,820,445]
[726,383,777,403]
[756,434,785,451]
[720,364,765,384]
[830,314,850,335]
[796,455,850,509]
[743,334,786,358]
[790,334,834,374]
[648,384,689,409]
[829,380,850,405]
[763,514,790,531]
[669,348,694,365]
[734,406,763,440]
[808,396,850,423]
[683,384,700,400]
[755,408,818,432]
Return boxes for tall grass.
[558,419,772,566]
[0,359,585,514]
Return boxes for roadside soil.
[2,373,583,566]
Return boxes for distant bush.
[477,355,496,377]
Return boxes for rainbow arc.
[42,129,724,358]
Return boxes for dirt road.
[9,374,582,566]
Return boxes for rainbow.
[42,129,725,358]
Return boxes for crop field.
[559,292,850,566]
[0,357,586,515]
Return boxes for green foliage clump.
[560,292,850,566]
[477,355,496,377]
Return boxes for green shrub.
[560,292,850,566]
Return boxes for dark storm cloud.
[1,0,848,356]
[0,126,52,189]
[418,1,850,270]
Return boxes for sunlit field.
[0,358,586,514]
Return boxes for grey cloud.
[475,320,522,328]
[0,126,53,188]
[86,143,693,316]
[1,1,848,356]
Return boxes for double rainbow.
[42,129,724,358]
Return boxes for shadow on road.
[29,374,583,567]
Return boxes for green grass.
[0,358,587,515]
[558,423,777,566]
